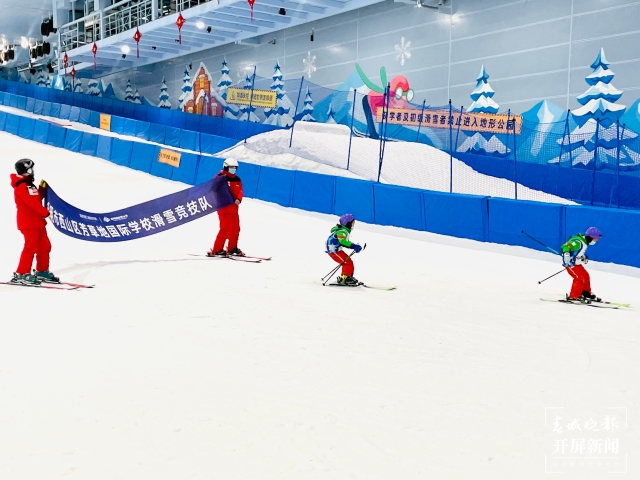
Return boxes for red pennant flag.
[176,13,185,44]
[248,0,255,21]
[70,66,76,90]
[91,42,98,70]
[63,52,68,76]
[133,28,142,58]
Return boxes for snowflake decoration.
[303,51,317,78]
[395,37,411,66]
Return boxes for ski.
[325,282,396,291]
[188,254,261,263]
[540,298,620,309]
[241,255,272,261]
[542,295,630,308]
[57,282,95,289]
[0,281,79,290]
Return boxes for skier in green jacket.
[561,226,602,302]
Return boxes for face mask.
[229,167,237,174]
[591,239,597,245]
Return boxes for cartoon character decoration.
[355,64,414,139]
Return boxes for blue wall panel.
[32,121,50,145]
[292,171,336,214]
[423,191,489,242]
[565,206,640,269]
[148,146,174,179]
[17,117,36,140]
[256,166,295,207]
[59,104,71,120]
[333,178,375,224]
[488,198,566,253]
[200,133,217,155]
[16,95,26,110]
[8,94,18,108]
[195,156,224,185]
[172,153,200,185]
[374,184,425,231]
[79,108,91,124]
[50,103,61,118]
[96,135,113,161]
[0,91,6,104]
[185,114,200,132]
[80,132,99,156]
[135,121,151,140]
[33,100,44,115]
[89,111,101,128]
[130,142,157,174]
[46,124,66,148]
[0,111,5,131]
[149,123,166,144]
[102,98,114,115]
[110,116,125,135]
[25,97,35,112]
[179,129,200,152]
[63,129,83,152]
[110,139,133,167]
[238,162,261,198]
[164,126,181,147]
[122,118,137,137]
[41,102,52,117]
[69,106,81,122]
[4,113,20,135]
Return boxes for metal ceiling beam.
[73,55,135,68]
[224,6,294,23]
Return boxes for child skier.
[326,213,363,286]
[561,226,601,302]
[10,159,59,286]
[209,158,244,257]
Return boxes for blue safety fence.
[1,110,639,270]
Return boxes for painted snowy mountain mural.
[264,61,294,127]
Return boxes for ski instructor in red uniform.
[209,158,245,257]
[10,159,59,286]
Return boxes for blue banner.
[44,176,234,242]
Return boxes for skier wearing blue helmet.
[325,213,363,286]
[561,226,601,302]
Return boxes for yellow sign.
[158,149,181,168]
[376,107,522,135]
[227,87,277,109]
[99,114,111,131]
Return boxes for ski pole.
[321,243,366,285]
[538,268,566,284]
[521,230,561,255]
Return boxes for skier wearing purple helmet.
[561,226,601,302]
[325,213,363,286]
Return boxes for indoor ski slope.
[0,132,639,480]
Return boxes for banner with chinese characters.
[375,107,522,135]
[227,87,277,109]
[43,176,234,242]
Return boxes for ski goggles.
[395,87,414,102]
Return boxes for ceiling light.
[21,36,29,49]
[206,26,212,33]
[121,45,130,54]
[195,21,205,29]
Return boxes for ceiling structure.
[0,0,55,68]
[60,0,387,78]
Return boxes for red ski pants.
[567,264,591,298]
[328,251,354,277]
[213,210,240,252]
[16,227,51,275]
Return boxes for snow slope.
[1,132,639,479]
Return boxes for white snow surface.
[1,132,639,479]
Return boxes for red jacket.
[11,174,49,230]
[217,170,243,213]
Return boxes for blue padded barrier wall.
[488,198,566,253]
[195,156,224,185]
[16,96,26,110]
[255,165,295,207]
[103,98,113,115]
[41,102,51,117]
[110,116,125,135]
[50,103,61,118]
[80,132,99,156]
[200,133,217,155]
[423,191,489,242]
[89,111,100,128]
[135,121,150,140]
[32,121,50,144]
[164,127,181,148]
[110,139,133,167]
[179,129,200,152]
[5,113,20,135]
[0,91,6,104]
[0,111,8,130]
[96,135,112,161]
[33,100,44,115]
[8,94,17,108]
[172,153,200,185]
[374,184,426,231]
[46,124,66,148]
[565,206,640,269]
[132,142,159,175]
[123,102,134,119]
[122,118,137,137]
[63,129,83,152]
[25,97,35,112]
[333,177,375,224]
[292,171,336,214]
[59,104,71,120]
[148,146,174,179]
[149,123,166,144]
[17,117,36,140]
[238,162,262,198]
[79,108,91,124]
[69,106,81,122]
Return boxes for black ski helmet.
[15,159,35,176]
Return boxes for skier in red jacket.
[208,159,244,257]
[10,159,59,285]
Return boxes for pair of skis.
[189,253,271,263]
[541,295,630,309]
[0,280,94,291]
[327,281,396,291]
